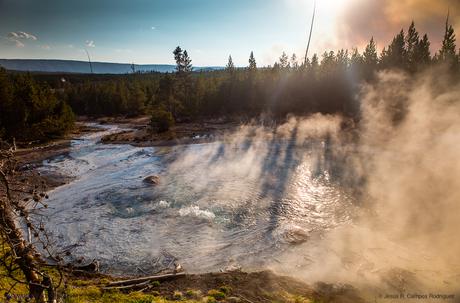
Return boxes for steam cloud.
[157,68,460,296]
[336,0,460,50]
[266,68,460,297]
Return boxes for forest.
[1,20,459,141]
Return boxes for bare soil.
[13,122,100,190]
[151,271,365,303]
[99,116,241,147]
[80,270,365,303]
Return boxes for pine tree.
[310,54,319,71]
[336,49,349,69]
[226,55,235,72]
[279,52,289,69]
[248,51,257,70]
[320,51,336,74]
[350,48,363,67]
[182,50,193,72]
[406,21,420,71]
[414,34,431,68]
[380,30,406,69]
[290,53,299,70]
[173,46,184,73]
[438,15,457,65]
[363,37,378,70]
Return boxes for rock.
[227,297,242,303]
[143,175,160,185]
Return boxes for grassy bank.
[1,269,358,303]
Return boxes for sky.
[0,0,459,66]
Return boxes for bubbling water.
[39,119,358,276]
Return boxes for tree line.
[148,20,459,129]
[0,69,74,142]
[1,19,459,139]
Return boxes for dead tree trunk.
[0,170,47,302]
[0,143,58,302]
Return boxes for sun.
[316,0,350,18]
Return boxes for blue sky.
[1,0,454,66]
[0,0,345,66]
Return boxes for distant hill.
[0,59,222,74]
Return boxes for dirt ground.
[153,271,364,303]
[99,116,241,146]
[80,270,365,303]
[12,122,100,190]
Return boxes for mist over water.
[272,70,460,297]
[39,116,358,276]
[39,70,460,297]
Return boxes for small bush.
[219,286,232,295]
[151,280,161,287]
[208,289,226,300]
[150,109,175,133]
[206,296,218,303]
[173,290,183,300]
[185,289,201,298]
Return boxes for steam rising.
[162,67,460,293]
[336,0,460,50]
[269,69,460,296]
[40,70,460,296]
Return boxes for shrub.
[151,280,161,287]
[208,289,226,300]
[150,109,175,133]
[185,289,201,299]
[219,286,232,295]
[173,290,183,300]
[206,296,218,303]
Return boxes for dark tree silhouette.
[248,51,257,70]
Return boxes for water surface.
[40,124,358,275]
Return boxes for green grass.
[207,289,226,300]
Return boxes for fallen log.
[107,272,186,287]
[101,280,151,291]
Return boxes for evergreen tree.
[320,51,336,74]
[182,50,193,73]
[350,48,364,67]
[310,54,319,71]
[279,52,289,69]
[406,21,420,70]
[438,15,457,66]
[226,55,235,72]
[290,53,299,70]
[248,51,257,70]
[414,34,431,68]
[363,37,378,76]
[173,46,184,73]
[336,49,349,69]
[380,30,407,69]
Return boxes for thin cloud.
[151,26,157,30]
[7,31,37,41]
[4,31,37,48]
[40,44,51,50]
[13,40,25,48]
[114,48,133,53]
[85,40,96,48]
